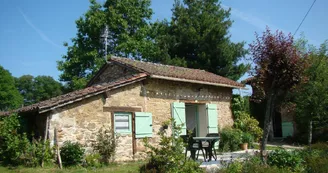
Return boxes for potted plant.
[240,133,253,150]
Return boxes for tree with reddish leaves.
[249,28,307,162]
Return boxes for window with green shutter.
[207,104,218,133]
[171,102,187,135]
[135,112,153,138]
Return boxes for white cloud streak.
[18,8,61,48]
[221,4,284,32]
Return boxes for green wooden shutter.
[135,112,153,138]
[171,102,186,135]
[207,104,218,133]
[282,122,293,138]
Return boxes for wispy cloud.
[18,8,62,48]
[221,4,284,32]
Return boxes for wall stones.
[48,95,110,151]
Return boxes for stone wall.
[104,78,233,161]
[48,94,110,152]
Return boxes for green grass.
[252,143,280,150]
[0,161,145,173]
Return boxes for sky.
[0,0,327,96]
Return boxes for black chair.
[202,133,220,161]
[180,135,206,161]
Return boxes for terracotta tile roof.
[111,57,244,88]
[0,73,147,116]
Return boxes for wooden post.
[54,128,62,169]
[132,113,136,155]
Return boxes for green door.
[207,104,218,133]
[171,102,186,135]
[282,122,294,137]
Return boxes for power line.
[293,0,317,36]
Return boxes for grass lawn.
[252,143,281,150]
[0,161,145,173]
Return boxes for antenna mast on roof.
[101,25,109,62]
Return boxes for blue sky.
[0,0,327,92]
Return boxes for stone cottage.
[1,57,244,161]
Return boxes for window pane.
[115,115,129,131]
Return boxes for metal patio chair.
[181,135,206,161]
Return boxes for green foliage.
[58,0,154,91]
[0,66,23,111]
[151,0,249,80]
[0,114,29,165]
[60,141,85,167]
[300,142,328,173]
[221,161,243,173]
[20,139,54,167]
[232,95,250,118]
[92,126,117,164]
[292,41,328,144]
[220,157,293,173]
[232,95,262,142]
[267,148,304,172]
[241,132,253,144]
[0,114,53,167]
[219,128,242,152]
[84,153,101,168]
[140,119,202,173]
[234,112,263,142]
[15,75,63,105]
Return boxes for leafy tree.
[15,75,34,105]
[149,0,249,80]
[57,0,153,91]
[293,41,328,145]
[16,75,63,105]
[0,66,23,111]
[249,28,306,162]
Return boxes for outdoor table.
[193,137,220,161]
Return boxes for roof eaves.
[150,75,245,89]
[0,73,148,117]
[38,73,148,114]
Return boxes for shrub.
[267,148,303,172]
[0,115,54,167]
[60,141,85,167]
[140,119,202,173]
[92,126,117,164]
[220,128,242,152]
[300,142,328,173]
[310,142,328,151]
[220,156,292,173]
[305,156,328,173]
[234,112,262,142]
[241,132,253,144]
[22,139,54,167]
[84,153,101,168]
[0,115,31,166]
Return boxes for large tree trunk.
[261,91,277,163]
[268,120,274,141]
[308,120,313,146]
